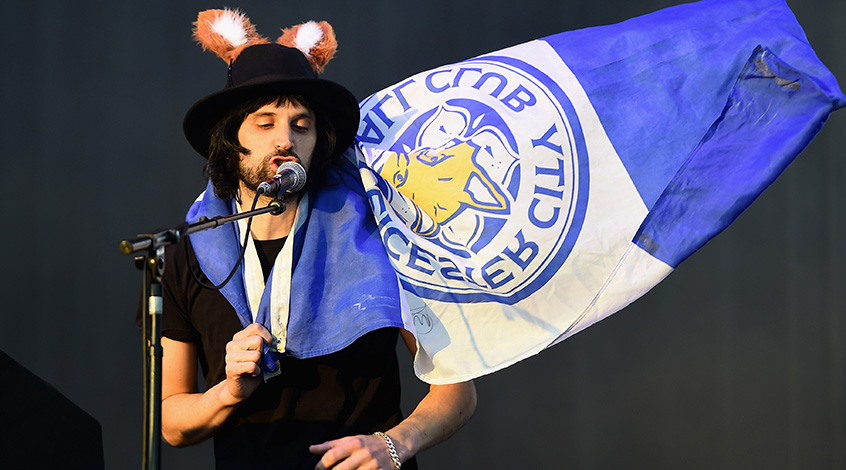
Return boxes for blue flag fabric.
[353,0,844,383]
[186,162,405,373]
[188,0,844,383]
[634,45,839,267]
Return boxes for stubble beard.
[238,151,301,203]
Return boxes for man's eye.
[292,120,313,132]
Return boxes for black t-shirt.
[253,237,287,282]
[159,235,418,469]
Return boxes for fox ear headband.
[193,9,338,73]
[183,9,359,160]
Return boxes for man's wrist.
[373,431,402,469]
[215,381,243,408]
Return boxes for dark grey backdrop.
[1,0,843,468]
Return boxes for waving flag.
[353,0,845,383]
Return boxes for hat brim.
[183,76,360,159]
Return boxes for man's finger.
[309,442,331,455]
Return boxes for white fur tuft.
[293,21,324,57]
[210,9,251,47]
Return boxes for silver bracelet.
[373,431,402,469]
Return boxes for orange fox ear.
[193,9,268,63]
[277,21,337,74]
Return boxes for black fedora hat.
[183,42,360,159]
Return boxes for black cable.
[187,192,263,290]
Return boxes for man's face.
[236,100,317,194]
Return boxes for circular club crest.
[358,55,589,304]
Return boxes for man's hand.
[305,330,477,469]
[160,323,274,447]
[219,322,272,406]
[310,434,397,470]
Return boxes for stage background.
[0,0,842,468]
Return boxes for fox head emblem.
[375,100,519,250]
[379,141,508,234]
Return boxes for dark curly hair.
[205,94,337,200]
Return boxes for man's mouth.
[269,154,299,173]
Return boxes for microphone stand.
[120,200,284,470]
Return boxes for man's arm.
[311,329,477,469]
[160,323,272,447]
[383,379,477,461]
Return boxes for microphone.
[257,161,307,197]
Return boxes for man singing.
[157,9,476,469]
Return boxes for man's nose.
[274,127,293,151]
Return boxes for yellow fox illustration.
[378,141,509,237]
